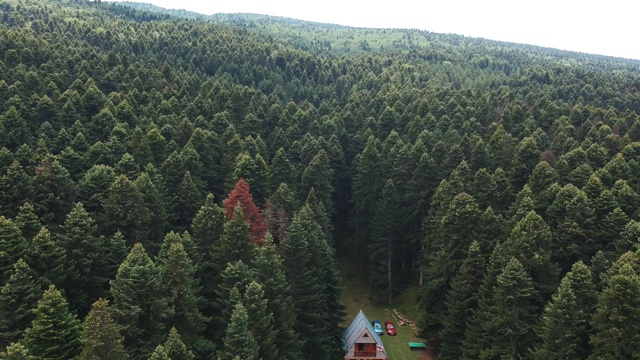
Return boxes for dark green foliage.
[102,175,151,247]
[110,244,172,360]
[218,303,259,360]
[33,156,76,226]
[0,217,27,285]
[158,242,206,347]
[79,299,128,360]
[22,285,82,360]
[13,203,40,241]
[251,235,303,359]
[439,241,485,360]
[476,257,538,359]
[589,263,640,359]
[243,281,278,360]
[163,327,194,360]
[0,260,41,349]
[0,342,33,360]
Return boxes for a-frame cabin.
[342,310,387,360]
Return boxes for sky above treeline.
[106,0,640,60]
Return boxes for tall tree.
[0,260,41,349]
[163,327,194,360]
[217,302,259,360]
[223,179,266,245]
[589,263,640,359]
[243,281,278,360]
[79,299,127,360]
[22,285,82,360]
[0,216,27,285]
[110,243,172,360]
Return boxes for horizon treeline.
[1,0,640,359]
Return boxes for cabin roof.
[342,310,387,356]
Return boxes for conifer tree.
[218,303,259,360]
[0,342,33,360]
[13,203,40,241]
[0,161,33,218]
[32,156,76,225]
[163,327,194,360]
[102,175,151,247]
[79,299,127,360]
[0,216,27,285]
[281,206,332,360]
[158,242,206,347]
[251,235,303,359]
[149,345,170,360]
[110,243,172,359]
[300,149,335,215]
[173,171,202,230]
[217,205,256,265]
[243,281,278,360]
[439,241,485,360]
[25,227,67,288]
[59,202,102,314]
[0,260,41,348]
[135,172,168,250]
[22,285,82,360]
[369,179,400,304]
[477,258,538,359]
[589,263,640,359]
[223,179,266,245]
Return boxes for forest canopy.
[1,0,640,359]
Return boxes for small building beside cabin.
[342,310,387,360]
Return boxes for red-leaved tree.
[223,179,266,245]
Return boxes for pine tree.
[158,242,206,347]
[102,175,151,247]
[149,345,170,360]
[439,241,485,360]
[589,263,640,359]
[110,243,172,359]
[79,299,127,360]
[243,281,278,360]
[477,258,538,359]
[223,179,266,245]
[0,161,33,219]
[218,302,259,360]
[163,327,194,360]
[0,260,41,348]
[250,235,303,359]
[281,206,332,360]
[25,227,68,288]
[32,156,76,226]
[0,216,27,285]
[300,149,335,216]
[135,172,168,251]
[217,205,255,265]
[13,203,40,241]
[173,171,202,231]
[59,202,102,314]
[0,342,33,360]
[22,285,82,360]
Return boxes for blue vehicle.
[372,320,384,336]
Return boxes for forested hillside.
[1,0,640,359]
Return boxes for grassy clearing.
[338,258,435,360]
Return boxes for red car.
[384,321,397,336]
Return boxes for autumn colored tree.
[223,179,266,245]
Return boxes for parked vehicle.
[372,320,384,336]
[384,321,397,335]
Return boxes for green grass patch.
[338,257,435,360]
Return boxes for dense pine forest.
[1,0,640,359]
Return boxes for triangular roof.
[342,310,387,356]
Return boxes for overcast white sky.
[107,0,640,60]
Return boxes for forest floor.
[338,257,437,360]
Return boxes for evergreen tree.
[25,227,67,288]
[59,202,102,314]
[0,161,33,219]
[477,258,538,360]
[589,263,640,359]
[149,345,170,360]
[173,171,202,231]
[158,242,206,347]
[251,235,303,360]
[22,285,82,360]
[79,299,128,360]
[369,179,400,304]
[439,241,485,360]
[0,342,33,360]
[223,179,266,245]
[218,302,259,360]
[13,203,40,242]
[0,217,27,285]
[163,327,194,360]
[32,156,76,226]
[0,260,41,349]
[243,281,278,360]
[110,243,172,360]
[102,175,151,247]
